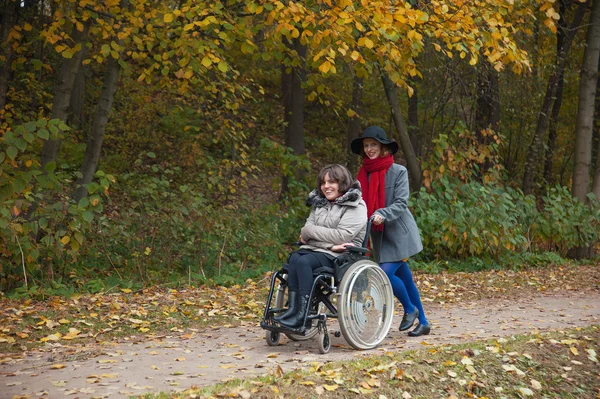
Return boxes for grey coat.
[299,182,368,258]
[370,163,423,263]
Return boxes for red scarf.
[356,155,394,231]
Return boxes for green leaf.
[36,119,47,128]
[15,138,27,151]
[23,132,35,143]
[82,211,94,223]
[12,178,26,194]
[31,59,43,69]
[45,161,56,173]
[6,146,18,160]
[0,185,13,202]
[39,218,48,229]
[78,197,90,208]
[37,129,50,140]
[24,121,37,132]
[147,152,156,158]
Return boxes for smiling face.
[320,173,341,201]
[363,138,383,159]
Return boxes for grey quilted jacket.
[370,163,423,263]
[299,182,368,258]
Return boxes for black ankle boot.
[274,290,298,323]
[399,308,419,331]
[279,294,309,329]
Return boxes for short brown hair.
[316,164,354,194]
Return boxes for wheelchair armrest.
[347,246,369,255]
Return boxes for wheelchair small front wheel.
[266,330,280,346]
[338,259,394,350]
[318,328,331,354]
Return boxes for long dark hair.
[316,164,354,194]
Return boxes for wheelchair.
[260,219,394,354]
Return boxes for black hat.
[350,126,399,155]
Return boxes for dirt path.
[2,289,599,399]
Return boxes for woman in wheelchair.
[274,164,367,329]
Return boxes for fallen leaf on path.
[531,379,542,390]
[518,387,534,396]
[50,364,65,369]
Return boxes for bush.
[412,178,600,261]
[0,119,112,291]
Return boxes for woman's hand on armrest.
[330,243,355,253]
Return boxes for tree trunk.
[543,72,565,187]
[280,38,306,197]
[593,133,600,197]
[380,68,422,191]
[474,59,500,133]
[72,52,121,202]
[571,0,600,258]
[407,76,420,157]
[592,51,600,197]
[0,0,19,111]
[69,47,88,130]
[474,59,500,178]
[346,73,363,173]
[40,21,90,168]
[522,0,588,195]
[544,1,569,187]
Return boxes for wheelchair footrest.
[261,321,309,335]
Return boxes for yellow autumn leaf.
[323,384,338,391]
[164,13,174,23]
[60,236,70,245]
[62,328,81,340]
[570,347,579,356]
[318,60,332,73]
[50,364,66,369]
[0,335,15,343]
[40,333,62,342]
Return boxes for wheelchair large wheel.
[274,279,318,341]
[337,259,394,350]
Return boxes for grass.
[142,325,600,399]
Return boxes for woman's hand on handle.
[372,214,385,225]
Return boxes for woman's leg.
[380,262,415,314]
[285,252,302,291]
[396,261,428,325]
[279,253,317,328]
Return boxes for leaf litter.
[0,263,598,398]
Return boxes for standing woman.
[351,126,430,337]
[275,164,367,329]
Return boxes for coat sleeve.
[374,165,409,222]
[300,202,367,245]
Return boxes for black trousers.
[287,250,334,295]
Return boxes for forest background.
[1,0,599,296]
